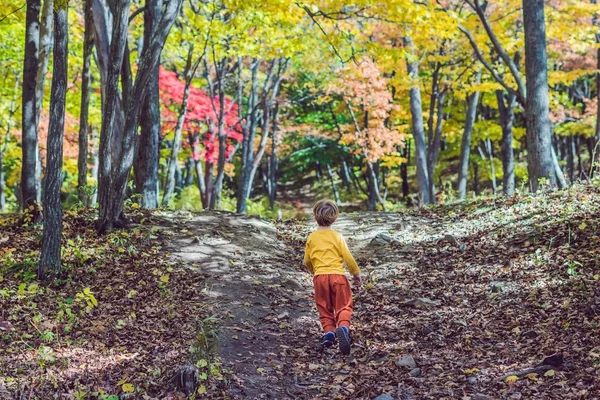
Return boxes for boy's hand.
[353,274,363,287]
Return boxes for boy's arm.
[340,236,360,276]
[304,241,314,274]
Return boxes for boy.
[304,200,362,355]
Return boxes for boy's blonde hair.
[313,200,339,227]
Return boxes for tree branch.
[458,25,522,103]
[0,2,26,23]
[468,0,526,101]
[129,6,146,23]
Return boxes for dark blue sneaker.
[336,326,351,355]
[317,332,335,352]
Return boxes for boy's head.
[313,200,339,227]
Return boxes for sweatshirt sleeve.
[304,239,314,274]
[339,235,360,276]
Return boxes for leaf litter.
[2,185,600,399]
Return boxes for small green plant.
[564,260,582,278]
[73,391,87,400]
[62,236,93,267]
[36,345,56,368]
[57,298,77,332]
[75,287,98,314]
[190,316,220,365]
[110,233,129,248]
[40,330,55,343]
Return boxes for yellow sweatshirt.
[304,228,360,276]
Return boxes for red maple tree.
[158,67,241,164]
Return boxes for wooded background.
[1,0,599,279]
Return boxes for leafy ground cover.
[2,185,600,399]
[0,209,218,399]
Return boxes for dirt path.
[164,211,436,399]
[165,197,600,399]
[164,211,315,398]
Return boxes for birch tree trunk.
[33,0,54,204]
[496,90,516,196]
[457,73,481,200]
[34,0,53,133]
[38,4,68,282]
[78,0,93,204]
[205,57,232,209]
[427,86,448,202]
[90,128,99,208]
[327,164,341,205]
[404,36,431,205]
[237,58,260,214]
[268,103,280,209]
[163,49,194,207]
[0,74,20,212]
[21,0,42,221]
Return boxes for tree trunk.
[237,59,260,214]
[594,0,600,153]
[91,0,125,171]
[0,147,5,212]
[486,139,497,195]
[366,161,386,211]
[34,0,53,133]
[90,128,99,208]
[189,134,208,208]
[268,103,280,210]
[522,0,558,192]
[327,164,341,205]
[404,36,431,205]
[78,0,93,204]
[204,160,214,208]
[400,140,410,199]
[163,47,194,207]
[457,73,481,200]
[552,146,568,188]
[207,57,231,209]
[96,0,130,233]
[38,4,68,282]
[497,90,516,196]
[567,135,576,182]
[21,0,42,221]
[340,159,353,193]
[427,87,447,202]
[0,74,20,212]
[474,162,481,196]
[576,136,584,178]
[135,0,162,209]
[184,158,194,187]
[97,0,182,233]
[33,0,54,204]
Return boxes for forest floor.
[2,186,600,399]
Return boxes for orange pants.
[313,274,353,333]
